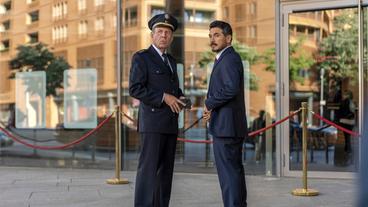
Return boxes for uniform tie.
[162,53,173,74]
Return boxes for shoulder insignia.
[137,49,148,54]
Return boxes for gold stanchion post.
[292,102,319,196]
[106,105,129,184]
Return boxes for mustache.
[210,43,217,47]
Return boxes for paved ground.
[0,167,356,207]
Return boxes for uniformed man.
[129,13,186,207]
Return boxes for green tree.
[9,43,70,96]
[262,37,315,84]
[198,39,260,91]
[317,10,358,84]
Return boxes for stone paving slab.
[0,167,356,207]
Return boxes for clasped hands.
[164,93,190,113]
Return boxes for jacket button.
[151,108,155,112]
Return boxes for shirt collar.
[152,44,166,58]
[216,46,231,60]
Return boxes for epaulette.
[137,49,148,54]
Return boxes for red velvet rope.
[129,109,300,144]
[248,109,300,137]
[0,112,114,150]
[311,111,360,137]
[177,137,213,144]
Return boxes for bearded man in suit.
[204,20,248,207]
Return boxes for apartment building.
[0,0,219,127]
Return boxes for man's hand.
[164,93,185,113]
[179,96,192,110]
[203,104,211,121]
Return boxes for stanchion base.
[291,188,319,196]
[106,178,129,185]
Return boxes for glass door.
[280,0,363,178]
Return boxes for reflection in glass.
[64,69,97,129]
[15,71,46,128]
[288,9,359,172]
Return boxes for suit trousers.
[134,133,177,207]
[213,136,247,207]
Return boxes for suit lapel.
[208,47,234,97]
[148,46,176,75]
[213,46,233,69]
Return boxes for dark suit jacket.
[205,46,248,138]
[129,45,183,134]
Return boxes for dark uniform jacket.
[129,45,183,134]
[205,46,248,138]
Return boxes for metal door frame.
[277,0,365,178]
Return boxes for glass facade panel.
[0,0,289,177]
[288,8,359,172]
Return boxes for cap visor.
[152,22,174,30]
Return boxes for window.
[235,4,246,21]
[223,6,229,19]
[78,0,86,11]
[78,20,88,36]
[194,10,214,23]
[151,6,164,18]
[0,1,11,15]
[307,27,315,40]
[130,7,137,26]
[52,25,68,43]
[250,2,257,15]
[0,20,10,32]
[26,10,39,25]
[250,26,257,38]
[184,9,194,22]
[247,25,257,39]
[112,15,116,28]
[52,2,68,20]
[26,32,38,43]
[95,17,104,31]
[125,6,137,27]
[94,0,104,7]
[296,25,306,34]
[0,40,10,52]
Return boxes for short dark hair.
[209,20,233,37]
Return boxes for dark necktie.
[162,53,173,74]
[214,57,218,65]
